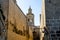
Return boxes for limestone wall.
[0,0,33,40]
[7,0,28,40]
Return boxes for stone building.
[26,6,40,40]
[0,0,40,40]
[26,6,35,40]
[40,0,60,40]
[45,0,60,40]
[8,0,29,40]
[33,26,40,40]
[27,6,34,26]
[0,0,33,40]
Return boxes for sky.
[16,0,42,26]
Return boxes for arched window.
[28,19,30,22]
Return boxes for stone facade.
[0,0,33,40]
[41,0,60,40]
[26,7,40,40]
[8,0,29,40]
[45,0,60,40]
[0,0,41,40]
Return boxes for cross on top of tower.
[27,6,34,15]
[28,6,32,14]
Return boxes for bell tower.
[27,6,34,26]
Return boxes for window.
[2,14,5,21]
[52,38,57,40]
[0,27,1,36]
[0,9,5,21]
[56,33,60,37]
[48,0,51,3]
[0,4,1,8]
[50,31,54,33]
[56,31,60,37]
[28,19,29,22]
[56,31,60,33]
[51,34,55,37]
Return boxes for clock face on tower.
[30,19,32,22]
[28,14,34,19]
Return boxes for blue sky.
[16,0,42,26]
